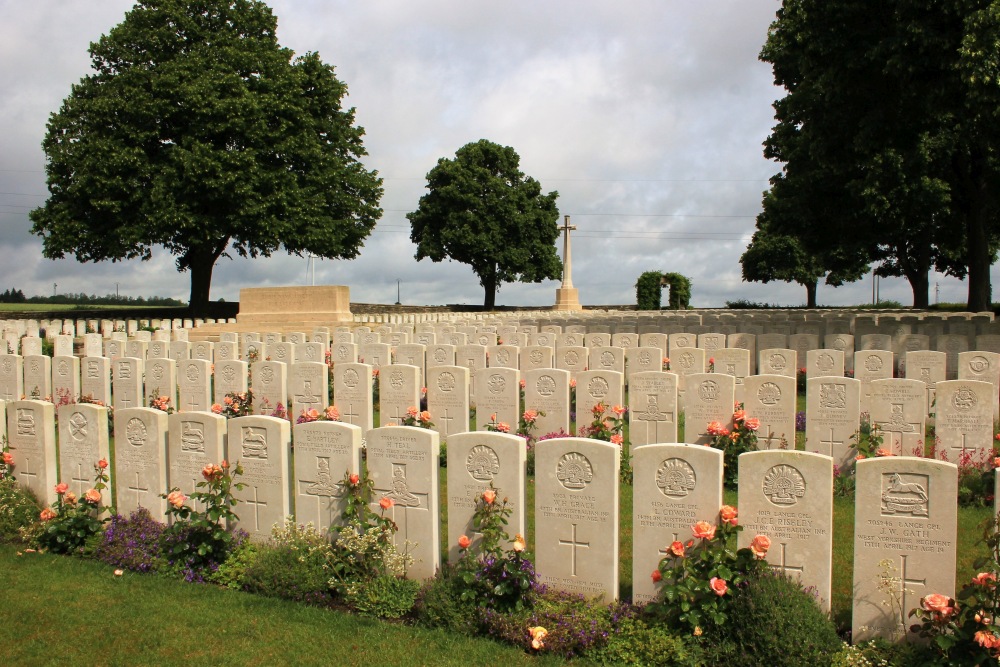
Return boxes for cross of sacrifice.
[559,523,591,577]
[559,215,577,288]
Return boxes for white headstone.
[293,420,363,533]
[229,415,292,541]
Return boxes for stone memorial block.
[112,357,143,411]
[23,355,52,400]
[331,342,358,366]
[697,333,726,353]
[738,450,834,611]
[54,335,73,357]
[379,364,421,426]
[744,374,797,450]
[113,407,168,519]
[860,334,893,351]
[855,350,894,414]
[488,345,519,369]
[213,360,249,405]
[270,342,295,364]
[957,351,1000,420]
[806,376,861,469]
[871,379,927,457]
[625,346,662,384]
[332,363,373,432]
[296,342,325,365]
[591,346,625,375]
[936,334,969,379]
[288,361,329,419]
[366,425,441,579]
[575,370,624,420]
[191,341,213,362]
[293,420,362,532]
[83,333,103,358]
[628,371,679,445]
[250,360,288,417]
[523,368,571,437]
[125,340,148,361]
[535,437,619,600]
[934,380,994,463]
[145,358,177,410]
[8,400,57,506]
[475,367,520,431]
[228,416,292,540]
[632,444,723,602]
[905,350,946,413]
[806,349,844,381]
[427,343,456,369]
[80,357,110,405]
[758,348,797,378]
[242,339,265,363]
[825,334,855,372]
[178,359,212,412]
[711,348,751,404]
[167,412,226,510]
[20,337,42,357]
[520,345,554,371]
[426,366,470,439]
[168,341,190,361]
[148,340,169,360]
[683,373,735,445]
[585,332,611,348]
[51,356,80,404]
[555,346,588,380]
[852,457,957,642]
[394,344,426,379]
[446,432,527,562]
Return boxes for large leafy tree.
[29,0,383,313]
[407,140,562,309]
[760,0,1000,310]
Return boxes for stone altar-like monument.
[553,215,583,311]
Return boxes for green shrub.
[208,538,258,590]
[635,271,663,310]
[414,565,483,634]
[707,569,842,666]
[590,617,702,666]
[0,477,41,541]
[344,575,420,619]
[242,520,334,606]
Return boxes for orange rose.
[458,535,471,549]
[202,464,221,481]
[40,507,56,521]
[528,626,547,650]
[732,409,746,422]
[750,534,771,559]
[167,490,187,509]
[490,413,497,422]
[406,406,418,417]
[692,521,716,540]
[973,572,997,587]
[379,496,394,510]
[610,434,624,445]
[349,473,360,486]
[875,448,894,457]
[2,451,12,465]
[612,405,626,417]
[325,406,340,421]
[975,630,998,649]
[669,540,685,557]
[512,534,526,552]
[97,458,108,470]
[483,489,496,504]
[55,482,69,495]
[84,488,101,505]
[651,569,662,583]
[64,491,77,505]
[720,505,738,526]
[710,577,728,596]
[211,403,223,414]
[744,417,760,431]
[420,411,432,422]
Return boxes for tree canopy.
[407,139,562,309]
[29,0,383,313]
[754,0,1000,310]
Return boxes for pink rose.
[406,406,418,417]
[710,577,728,596]
[744,417,760,431]
[921,593,954,618]
[483,489,496,504]
[610,434,624,445]
[692,521,716,540]
[54,482,69,495]
[973,572,997,587]
[167,490,187,509]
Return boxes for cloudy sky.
[0,1,990,309]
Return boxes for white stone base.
[553,287,583,311]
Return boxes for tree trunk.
[804,280,817,308]
[967,190,992,312]
[482,270,497,310]
[183,240,228,315]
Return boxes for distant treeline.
[0,289,185,306]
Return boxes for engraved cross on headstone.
[558,523,591,576]
[769,542,804,577]
[343,403,359,426]
[128,472,150,507]
[948,433,970,460]
[896,554,926,627]
[244,485,269,532]
[71,462,91,496]
[439,408,455,435]
[657,532,681,558]
[821,427,844,452]
[18,456,38,487]
[374,464,429,545]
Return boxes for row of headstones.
[3,397,959,644]
[3,343,997,474]
[0,317,235,341]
